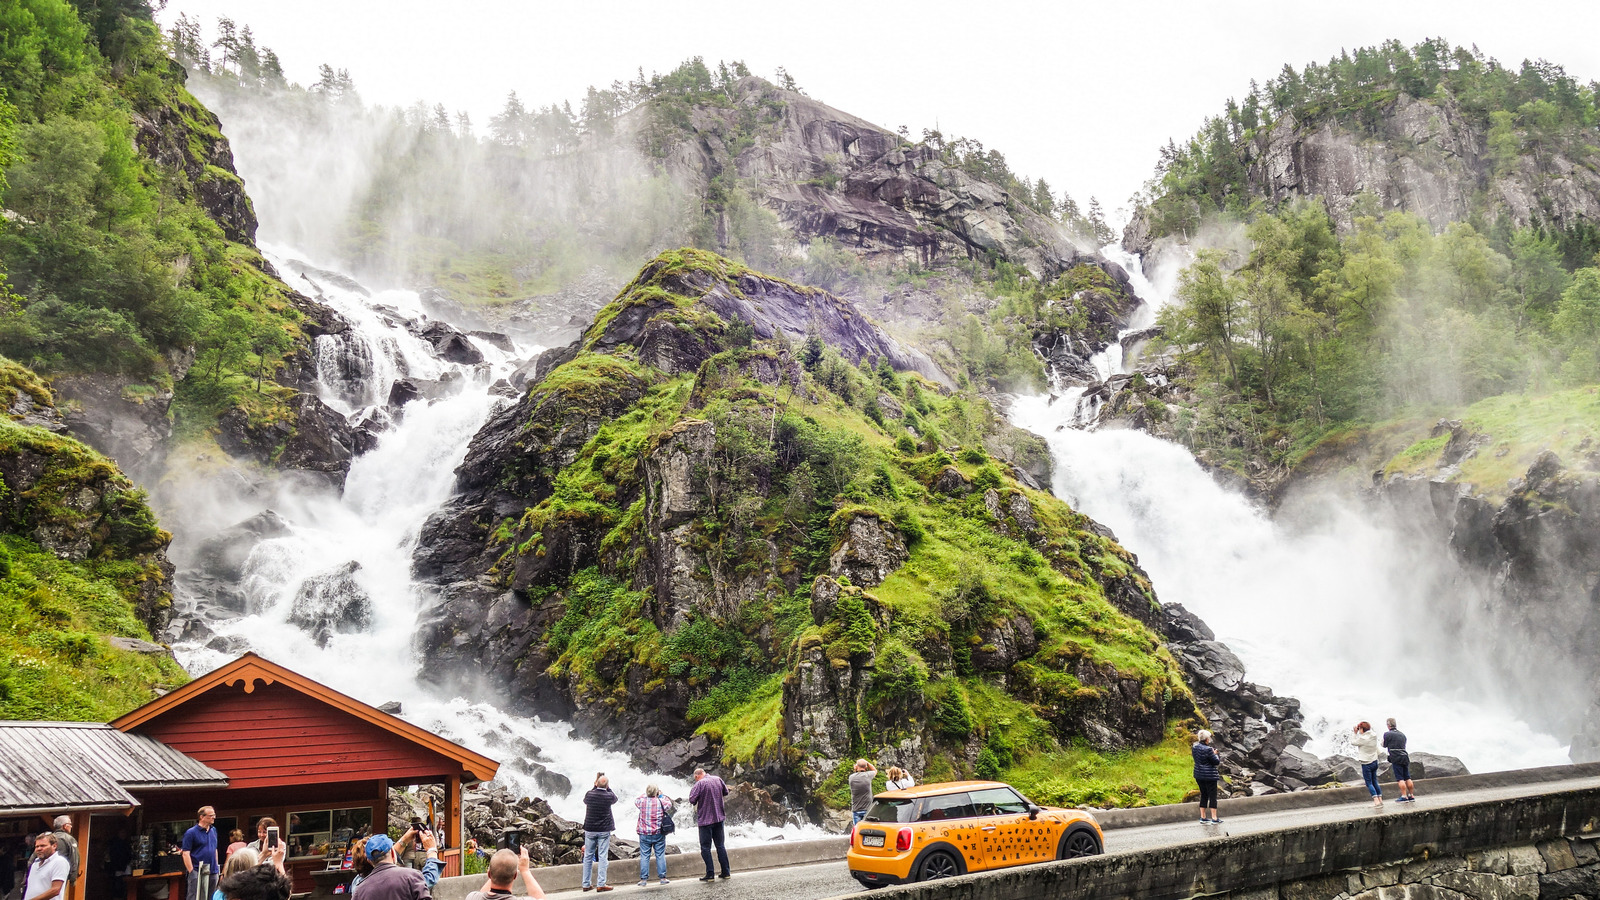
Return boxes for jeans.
[637,832,667,881]
[851,810,868,826]
[581,831,611,888]
[698,821,729,878]
[1361,760,1383,797]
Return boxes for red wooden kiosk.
[109,654,499,893]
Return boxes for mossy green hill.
[0,356,187,719]
[419,249,1199,809]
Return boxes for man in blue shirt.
[181,807,218,900]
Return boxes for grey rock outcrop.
[1127,91,1600,254]
[52,374,174,482]
[827,512,908,587]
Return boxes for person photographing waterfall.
[580,774,619,892]
[1191,730,1222,825]
[1353,721,1384,808]
[1384,718,1416,802]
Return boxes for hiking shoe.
[637,881,647,887]
[698,876,715,883]
[719,874,732,879]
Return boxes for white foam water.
[172,247,812,844]
[1007,245,1570,775]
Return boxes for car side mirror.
[1027,804,1041,820]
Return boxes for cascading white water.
[1010,245,1571,774]
[171,247,814,843]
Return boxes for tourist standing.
[247,819,278,857]
[24,835,68,900]
[465,847,544,900]
[687,768,730,882]
[1384,718,1416,802]
[211,849,259,900]
[1353,721,1383,808]
[1192,730,1223,825]
[848,760,878,826]
[580,774,619,892]
[353,831,439,900]
[182,807,219,900]
[634,785,672,886]
[49,818,76,891]
[885,767,915,791]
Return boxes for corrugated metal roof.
[0,722,228,814]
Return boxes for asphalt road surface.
[537,775,1600,900]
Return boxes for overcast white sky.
[156,1,1600,223]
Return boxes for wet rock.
[724,783,792,829]
[416,320,485,364]
[191,510,292,609]
[468,330,516,352]
[287,560,373,647]
[1276,746,1337,785]
[1174,641,1247,693]
[1410,752,1470,779]
[278,394,358,488]
[388,379,423,408]
[827,513,908,587]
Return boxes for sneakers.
[698,876,715,883]
[718,874,732,880]
[637,881,647,888]
[1211,818,1223,824]
[659,880,670,886]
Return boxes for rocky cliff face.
[1127,92,1600,255]
[635,78,1102,282]
[1,360,174,636]
[414,249,1200,811]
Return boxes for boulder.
[1173,641,1247,693]
[933,466,970,495]
[286,560,373,647]
[827,513,908,587]
[468,330,516,352]
[1410,752,1470,779]
[1276,746,1337,785]
[416,320,485,364]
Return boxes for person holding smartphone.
[465,846,543,900]
[352,828,439,900]
[580,774,620,892]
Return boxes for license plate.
[862,833,885,848]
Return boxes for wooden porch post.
[376,779,388,840]
[72,813,92,900]
[444,775,461,850]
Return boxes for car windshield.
[864,799,915,823]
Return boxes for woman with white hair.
[1192,730,1223,825]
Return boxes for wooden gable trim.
[111,653,499,782]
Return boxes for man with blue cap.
[353,827,439,900]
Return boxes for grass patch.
[0,534,188,719]
[697,672,785,766]
[1003,720,1199,809]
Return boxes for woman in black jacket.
[1192,730,1223,825]
[580,774,620,892]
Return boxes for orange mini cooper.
[846,780,1103,888]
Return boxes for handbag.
[658,798,676,836]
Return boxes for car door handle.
[981,826,996,832]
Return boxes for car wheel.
[1058,828,1102,859]
[916,850,961,881]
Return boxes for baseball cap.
[365,835,394,858]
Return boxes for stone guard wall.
[850,786,1600,900]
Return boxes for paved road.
[534,775,1600,900]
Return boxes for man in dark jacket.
[688,768,731,882]
[581,775,620,892]
[352,831,439,900]
[1384,718,1416,802]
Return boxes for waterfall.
[1010,245,1571,774]
[170,247,812,843]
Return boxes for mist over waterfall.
[1011,248,1572,775]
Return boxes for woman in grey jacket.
[1353,721,1383,808]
